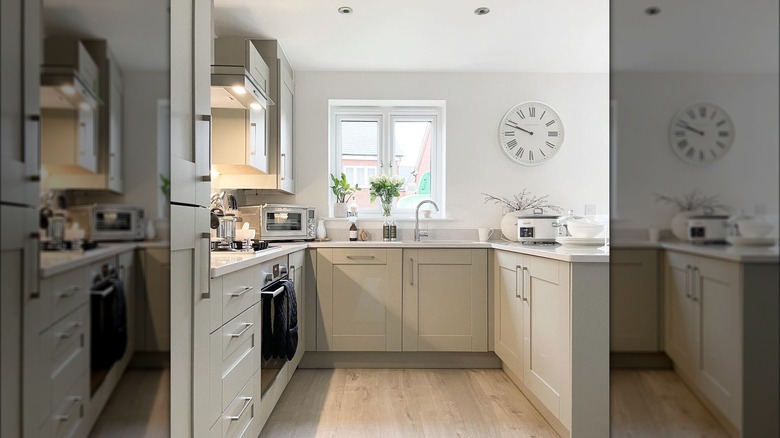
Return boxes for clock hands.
[505,122,534,135]
[675,120,705,136]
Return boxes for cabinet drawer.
[49,373,87,438]
[44,304,89,412]
[331,248,387,265]
[209,302,261,424]
[209,372,258,438]
[417,249,472,265]
[221,267,261,329]
[41,266,90,331]
[526,255,560,284]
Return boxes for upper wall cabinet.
[218,40,295,194]
[211,38,271,175]
[41,39,125,193]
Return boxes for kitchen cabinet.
[40,39,100,175]
[288,250,306,378]
[220,40,295,193]
[402,249,487,352]
[610,249,660,352]
[664,251,741,430]
[316,248,403,351]
[212,37,271,176]
[136,248,171,352]
[494,249,608,438]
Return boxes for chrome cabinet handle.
[346,255,375,260]
[229,286,254,297]
[226,397,253,421]
[515,265,522,299]
[250,122,257,156]
[57,285,81,299]
[692,267,700,302]
[201,232,211,299]
[228,323,253,338]
[54,396,82,421]
[28,232,40,300]
[57,322,82,339]
[522,267,529,302]
[280,153,286,180]
[410,258,414,286]
[685,265,692,299]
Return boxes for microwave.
[68,204,146,241]
[238,204,315,242]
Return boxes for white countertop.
[210,240,609,278]
[610,240,779,263]
[40,241,170,278]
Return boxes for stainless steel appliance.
[68,204,146,241]
[259,255,289,396]
[516,208,564,244]
[238,204,315,242]
[688,214,729,243]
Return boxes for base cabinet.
[136,248,171,352]
[315,248,402,351]
[610,249,660,352]
[402,249,487,351]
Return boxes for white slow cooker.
[516,209,562,243]
[687,214,729,243]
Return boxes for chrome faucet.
[414,200,439,241]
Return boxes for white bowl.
[567,221,605,238]
[737,220,773,238]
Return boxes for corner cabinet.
[494,250,608,438]
[402,249,487,351]
[315,248,402,351]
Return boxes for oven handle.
[261,286,285,298]
[90,285,114,298]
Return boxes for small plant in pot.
[482,189,562,241]
[330,172,360,218]
[654,189,728,241]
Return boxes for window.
[330,101,445,217]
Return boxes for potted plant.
[654,189,728,241]
[482,189,563,240]
[369,175,406,217]
[330,172,360,218]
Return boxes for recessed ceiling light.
[474,7,490,16]
[645,6,660,16]
[338,6,353,15]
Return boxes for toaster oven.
[68,204,146,241]
[237,204,315,241]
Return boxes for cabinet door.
[610,249,660,351]
[247,105,269,174]
[494,251,523,379]
[107,56,123,192]
[403,249,487,352]
[523,255,570,418]
[288,251,305,379]
[694,257,740,426]
[664,251,697,376]
[77,104,98,172]
[141,248,171,351]
[277,63,294,194]
[316,248,402,351]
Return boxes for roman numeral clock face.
[670,102,734,166]
[498,101,564,166]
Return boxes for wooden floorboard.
[261,368,557,438]
[610,369,730,438]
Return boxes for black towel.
[262,295,274,361]
[90,277,128,368]
[108,277,128,362]
[283,280,298,360]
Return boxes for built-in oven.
[89,259,128,395]
[259,256,289,396]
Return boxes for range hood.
[211,66,273,111]
[40,69,99,110]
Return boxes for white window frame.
[329,100,445,218]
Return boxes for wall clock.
[669,102,734,166]
[498,101,565,166]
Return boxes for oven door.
[261,208,306,240]
[260,276,288,396]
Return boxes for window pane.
[340,120,379,209]
[393,121,433,209]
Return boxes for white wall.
[612,72,779,231]
[279,71,609,230]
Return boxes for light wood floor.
[89,369,170,438]
[261,368,558,438]
[610,369,729,438]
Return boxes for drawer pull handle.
[346,255,375,260]
[521,267,529,302]
[226,397,253,421]
[229,285,254,297]
[57,322,82,339]
[691,267,700,302]
[54,396,81,421]
[410,258,414,286]
[57,285,81,299]
[515,265,522,299]
[228,323,254,338]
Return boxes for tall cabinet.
[1,0,40,437]
[170,0,212,436]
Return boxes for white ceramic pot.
[671,211,694,241]
[316,218,327,239]
[501,212,521,241]
[333,203,348,218]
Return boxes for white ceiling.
[213,0,610,73]
[42,0,168,72]
[611,0,779,73]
